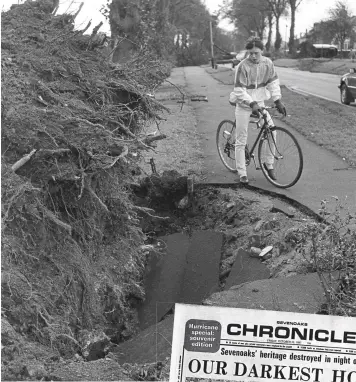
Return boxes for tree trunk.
[288,3,297,55]
[274,17,282,51]
[109,0,141,63]
[266,13,273,52]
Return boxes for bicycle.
[216,106,303,188]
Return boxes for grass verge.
[274,58,356,76]
[206,66,356,167]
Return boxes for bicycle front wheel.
[258,126,303,188]
[216,119,237,172]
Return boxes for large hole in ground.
[129,170,321,333]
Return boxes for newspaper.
[169,304,356,382]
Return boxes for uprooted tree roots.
[1,0,172,361]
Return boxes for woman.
[229,37,286,184]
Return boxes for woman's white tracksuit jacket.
[229,56,282,177]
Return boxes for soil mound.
[1,1,170,378]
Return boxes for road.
[276,67,342,103]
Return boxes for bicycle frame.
[245,109,276,169]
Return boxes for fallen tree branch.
[87,21,103,50]
[143,134,167,145]
[73,2,84,21]
[165,79,186,111]
[40,130,59,147]
[66,117,107,131]
[55,333,81,348]
[80,20,92,35]
[42,208,72,234]
[86,185,109,212]
[39,148,71,156]
[106,36,125,60]
[90,21,103,38]
[78,171,86,200]
[107,118,136,138]
[133,206,170,220]
[137,139,157,152]
[11,149,37,172]
[103,146,129,169]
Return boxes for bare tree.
[328,0,355,53]
[265,0,288,51]
[287,0,305,55]
[109,0,141,62]
[226,0,270,41]
[265,11,274,52]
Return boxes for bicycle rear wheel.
[258,126,303,188]
[216,119,237,172]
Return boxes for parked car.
[215,52,237,67]
[339,68,356,105]
[313,44,338,58]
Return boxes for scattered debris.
[271,200,295,218]
[250,247,262,257]
[190,95,208,102]
[254,219,264,231]
[226,201,235,210]
[259,245,273,259]
[177,195,189,209]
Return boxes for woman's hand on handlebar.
[250,101,262,116]
[274,99,287,116]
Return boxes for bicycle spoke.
[258,126,303,188]
[216,120,237,172]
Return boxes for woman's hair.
[245,37,264,50]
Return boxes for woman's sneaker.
[239,175,249,184]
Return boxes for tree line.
[222,0,356,55]
[103,0,243,65]
[104,0,355,65]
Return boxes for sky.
[1,0,111,34]
[2,0,356,38]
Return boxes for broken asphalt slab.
[225,248,270,289]
[138,230,222,329]
[271,200,295,218]
[204,272,342,314]
[179,230,223,303]
[112,315,174,364]
[138,233,190,330]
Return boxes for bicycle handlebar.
[229,103,289,118]
[259,106,289,119]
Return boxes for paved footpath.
[178,66,356,216]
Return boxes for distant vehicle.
[339,68,356,105]
[215,52,238,66]
[313,44,338,58]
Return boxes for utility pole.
[209,19,215,69]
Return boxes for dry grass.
[281,87,356,166]
[274,58,356,75]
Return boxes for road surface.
[276,67,342,103]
